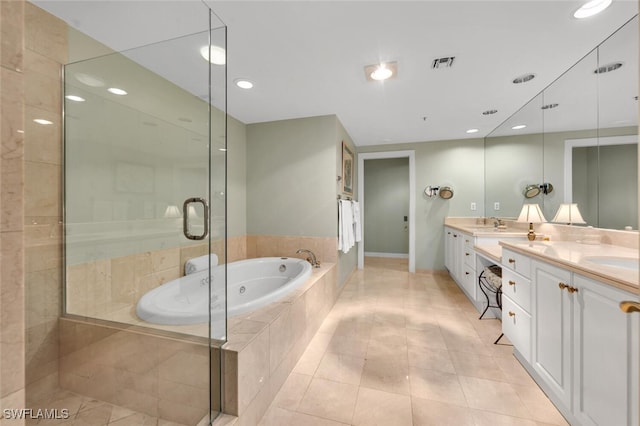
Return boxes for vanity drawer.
[502,295,531,363]
[502,268,531,312]
[463,247,476,269]
[461,265,476,299]
[502,248,531,278]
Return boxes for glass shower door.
[63,16,226,425]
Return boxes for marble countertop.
[475,244,502,263]
[499,240,639,293]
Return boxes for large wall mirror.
[485,16,638,230]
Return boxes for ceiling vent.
[594,62,623,74]
[432,57,455,69]
[513,73,536,84]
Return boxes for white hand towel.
[352,200,362,242]
[340,200,355,253]
[185,253,219,275]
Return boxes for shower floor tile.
[259,257,569,426]
[27,390,191,426]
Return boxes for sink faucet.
[490,217,504,228]
[296,249,320,268]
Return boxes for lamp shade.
[551,203,586,224]
[164,205,181,218]
[517,204,547,224]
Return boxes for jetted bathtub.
[136,257,312,325]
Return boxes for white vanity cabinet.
[501,248,532,363]
[531,260,572,408]
[444,227,476,300]
[529,259,639,426]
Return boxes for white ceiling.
[33,0,639,146]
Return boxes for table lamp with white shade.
[517,203,547,241]
[551,203,586,225]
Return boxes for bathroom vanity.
[499,240,639,426]
[444,220,639,426]
[443,223,525,316]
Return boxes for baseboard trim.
[364,252,409,259]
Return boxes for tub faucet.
[296,249,320,268]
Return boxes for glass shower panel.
[64,17,226,424]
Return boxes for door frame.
[357,150,416,273]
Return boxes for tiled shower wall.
[1,0,67,416]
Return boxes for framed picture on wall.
[342,141,354,195]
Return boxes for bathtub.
[136,257,312,325]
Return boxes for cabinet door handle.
[447,232,451,235]
[508,258,515,264]
[465,272,470,275]
[559,282,569,291]
[465,252,470,256]
[567,286,579,294]
[453,235,458,238]
[508,311,516,317]
[508,280,516,286]
[620,301,640,313]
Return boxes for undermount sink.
[583,256,640,271]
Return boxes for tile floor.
[23,389,188,425]
[258,257,568,426]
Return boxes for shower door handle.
[183,197,209,240]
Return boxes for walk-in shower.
[62,8,226,424]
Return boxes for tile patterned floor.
[23,389,189,425]
[258,257,569,426]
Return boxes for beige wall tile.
[269,306,293,374]
[0,11,24,71]
[24,161,60,217]
[151,247,180,272]
[24,3,67,63]
[24,67,60,113]
[24,105,62,165]
[1,230,25,392]
[237,329,269,412]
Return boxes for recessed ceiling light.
[482,109,498,115]
[17,129,24,134]
[466,128,479,134]
[65,95,85,102]
[34,119,53,125]
[235,79,253,89]
[541,103,559,110]
[513,74,536,84]
[594,62,623,74]
[199,45,226,65]
[512,124,527,130]
[219,148,227,152]
[74,73,105,87]
[107,87,127,95]
[364,62,397,82]
[573,0,612,19]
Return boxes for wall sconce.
[523,183,554,198]
[517,203,547,241]
[551,203,586,225]
[424,185,454,199]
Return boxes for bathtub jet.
[136,257,312,325]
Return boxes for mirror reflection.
[484,16,638,230]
